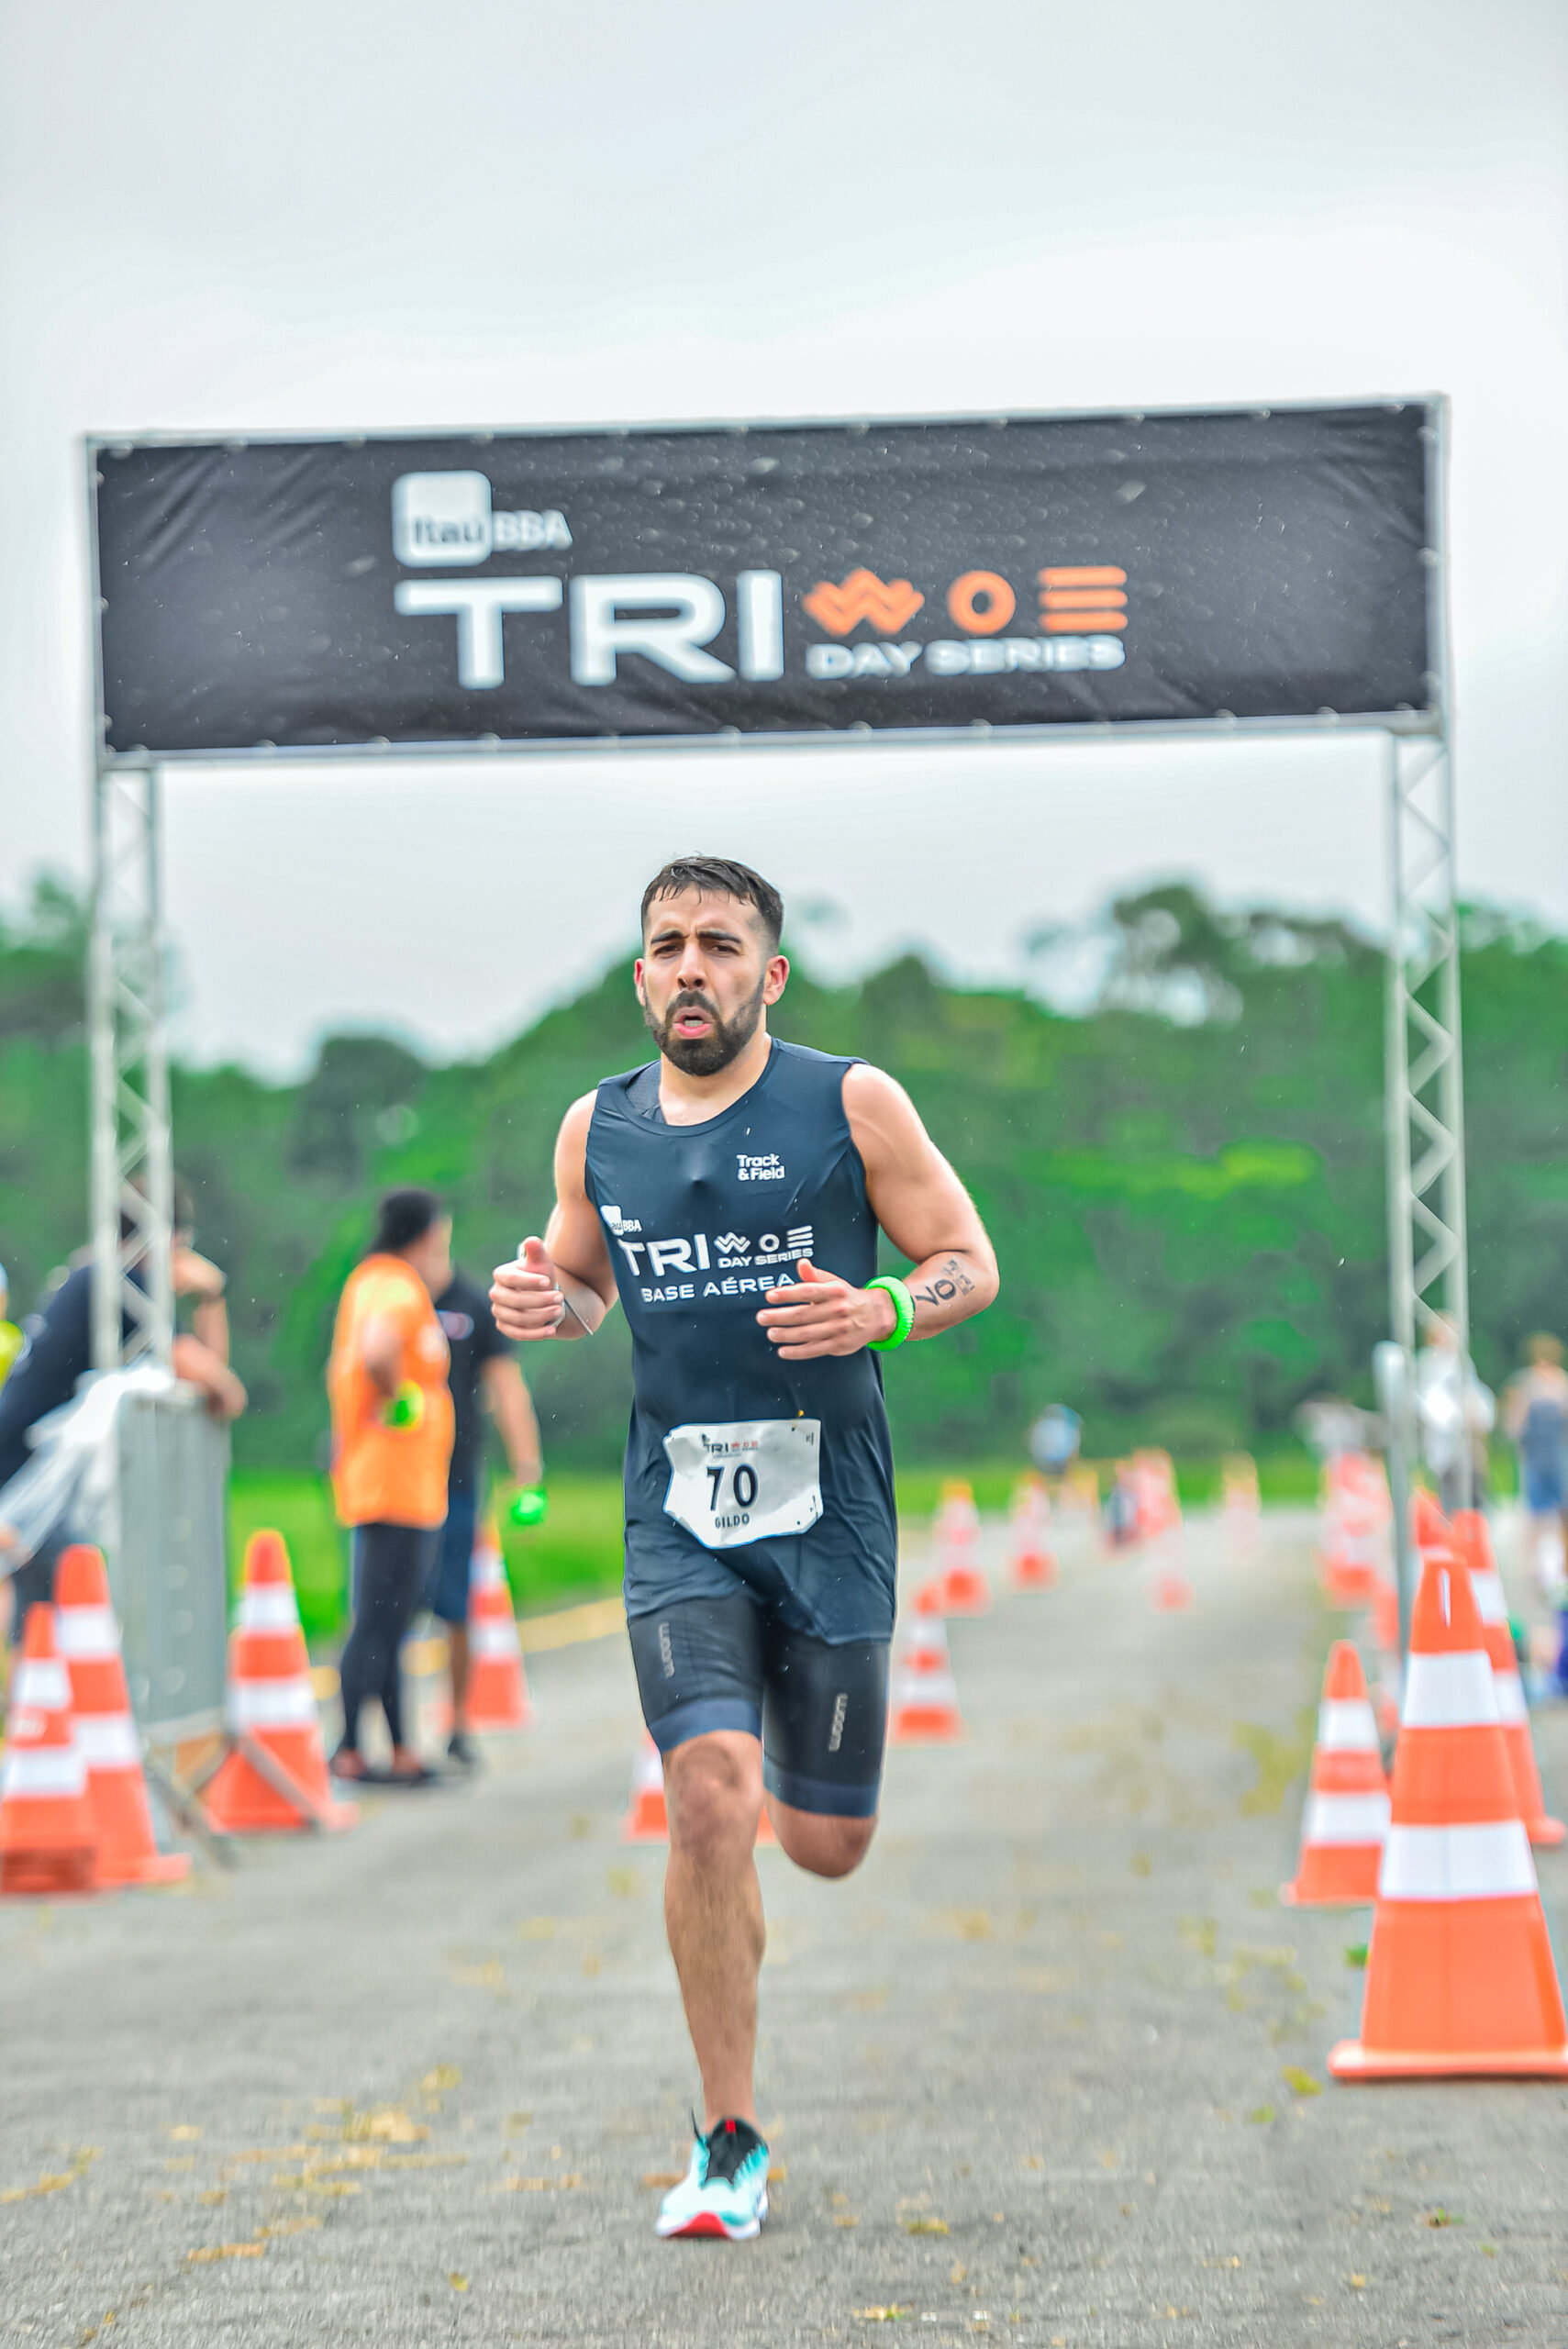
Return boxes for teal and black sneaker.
[655,2115,770,2240]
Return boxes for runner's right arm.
[490,1094,619,1342]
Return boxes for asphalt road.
[4,1508,1567,2348]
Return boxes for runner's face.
[636,890,788,1076]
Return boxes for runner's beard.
[646,979,766,1076]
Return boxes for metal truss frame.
[1382,728,1470,1634]
[89,763,173,1371]
[1384,729,1468,1364]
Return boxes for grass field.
[228,1472,627,1643]
[229,1446,1331,1647]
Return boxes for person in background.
[428,1253,544,1772]
[0,1264,22,1387]
[328,1188,454,1786]
[0,1195,246,1652]
[1504,1333,1568,1599]
[1028,1402,1083,1482]
[1414,1314,1496,1517]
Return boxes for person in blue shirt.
[491,855,998,2243]
[1505,1334,1568,1598]
[0,1202,245,1649]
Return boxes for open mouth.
[673,1004,715,1037]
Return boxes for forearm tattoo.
[911,1254,977,1312]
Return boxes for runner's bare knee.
[770,1804,876,1879]
[666,1732,762,1865]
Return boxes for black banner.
[91,404,1437,758]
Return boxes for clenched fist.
[491,1237,568,1341]
[755,1258,898,1361]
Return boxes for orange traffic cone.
[53,1545,190,1887]
[0,1605,99,1896]
[1281,1642,1388,1906]
[888,1611,965,1742]
[202,1531,357,1834]
[621,1733,668,1842]
[1132,1450,1182,1541]
[1149,1552,1194,1611]
[617,1735,784,1846]
[462,1529,532,1732]
[1410,1485,1449,1548]
[927,1481,991,1614]
[1329,1545,1568,2079]
[1451,1511,1563,1847]
[1318,1452,1389,1605]
[1007,1476,1057,1591]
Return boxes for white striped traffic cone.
[1006,1475,1057,1591]
[202,1531,357,1833]
[1330,1544,1568,2080]
[1280,1641,1388,1906]
[888,1609,964,1742]
[54,1544,189,1885]
[0,1605,99,1896]
[1451,1510,1564,1847]
[621,1733,668,1842]
[928,1481,991,1614]
[462,1527,532,1732]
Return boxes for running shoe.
[445,1731,481,1774]
[655,2116,770,2240]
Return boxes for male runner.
[491,855,997,2242]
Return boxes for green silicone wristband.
[866,1275,916,1351]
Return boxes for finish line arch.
[84,396,1462,1630]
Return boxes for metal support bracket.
[141,1747,239,1871]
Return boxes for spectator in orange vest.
[327,1188,455,1786]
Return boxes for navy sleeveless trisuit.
[585,1039,898,1816]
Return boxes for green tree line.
[2,878,1564,1471]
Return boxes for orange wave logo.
[802,569,925,637]
[1038,565,1128,633]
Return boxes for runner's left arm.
[491,1094,620,1342]
[757,1064,998,1362]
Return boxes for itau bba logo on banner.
[386,467,1126,694]
[392,472,573,563]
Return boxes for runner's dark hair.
[369,1186,443,1258]
[640,857,784,949]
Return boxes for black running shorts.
[627,1592,889,1820]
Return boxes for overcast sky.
[2,0,1563,1074]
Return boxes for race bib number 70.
[662,1418,823,1550]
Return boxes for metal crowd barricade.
[107,1379,232,1854]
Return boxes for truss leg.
[89,763,173,1371]
[1384,729,1473,1607]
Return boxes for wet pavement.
[4,1507,1567,2346]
